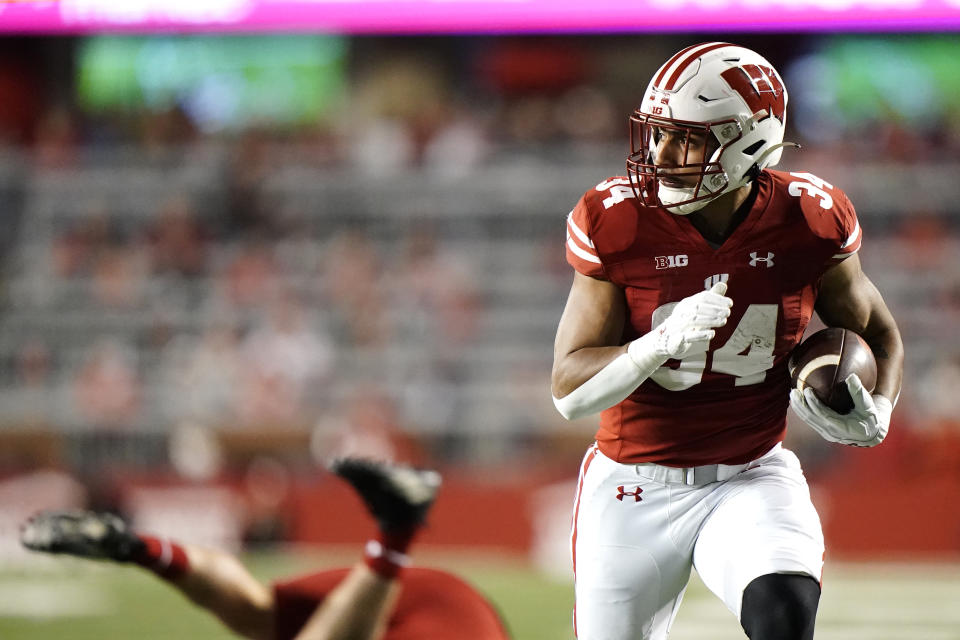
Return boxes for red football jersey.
[565,169,861,466]
[273,567,511,640]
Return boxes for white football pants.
[571,443,824,640]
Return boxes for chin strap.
[738,107,801,179]
[740,141,801,184]
[754,141,801,168]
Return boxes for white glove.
[789,374,893,447]
[557,282,731,421]
[649,281,733,359]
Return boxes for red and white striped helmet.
[627,42,792,215]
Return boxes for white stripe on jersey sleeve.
[566,212,595,248]
[840,220,861,249]
[833,220,862,259]
[567,234,601,264]
[832,248,860,259]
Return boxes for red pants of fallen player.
[273,567,511,640]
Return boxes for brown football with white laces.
[788,327,877,414]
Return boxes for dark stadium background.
[1,12,959,639]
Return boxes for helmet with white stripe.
[627,42,794,215]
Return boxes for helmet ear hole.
[742,140,765,156]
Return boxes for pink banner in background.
[0,0,958,33]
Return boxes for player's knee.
[740,573,820,640]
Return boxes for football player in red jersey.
[552,43,903,640]
[20,459,510,640]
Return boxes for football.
[788,327,877,414]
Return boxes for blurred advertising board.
[1,0,959,34]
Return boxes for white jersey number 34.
[649,303,778,391]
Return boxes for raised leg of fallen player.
[288,458,440,640]
[292,564,400,640]
[20,458,440,640]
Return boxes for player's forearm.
[551,345,628,399]
[816,259,903,405]
[863,323,903,404]
[551,333,669,420]
[852,289,903,404]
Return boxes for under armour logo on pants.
[616,486,643,502]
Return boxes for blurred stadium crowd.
[0,33,959,512]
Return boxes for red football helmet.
[627,42,794,215]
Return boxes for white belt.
[632,460,752,486]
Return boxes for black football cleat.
[329,458,441,534]
[20,510,144,562]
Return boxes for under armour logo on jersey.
[616,486,643,502]
[704,273,729,289]
[749,252,775,267]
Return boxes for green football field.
[1,549,959,639]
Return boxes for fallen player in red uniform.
[21,458,511,640]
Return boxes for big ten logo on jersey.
[654,254,688,270]
[595,177,637,210]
